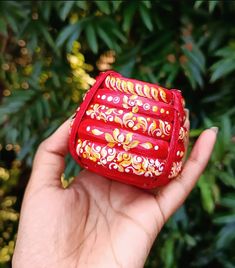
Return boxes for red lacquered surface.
[69,71,188,189]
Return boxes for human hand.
[12,119,217,268]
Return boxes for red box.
[69,71,188,189]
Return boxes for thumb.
[30,119,71,187]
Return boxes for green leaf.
[189,129,203,138]
[6,14,18,33]
[60,1,75,21]
[0,17,7,36]
[42,1,52,20]
[85,23,98,53]
[112,1,122,11]
[194,0,204,9]
[18,137,36,160]
[185,61,203,88]
[210,59,235,82]
[182,46,205,73]
[139,4,153,31]
[122,2,137,32]
[51,72,61,88]
[96,26,113,48]
[216,224,235,249]
[197,174,215,214]
[161,238,174,268]
[38,24,59,55]
[218,172,235,188]
[95,1,111,15]
[42,98,51,118]
[220,194,235,209]
[66,29,81,51]
[209,0,218,13]
[56,23,80,47]
[142,1,151,8]
[35,100,43,122]
[76,1,87,10]
[112,27,127,43]
[214,213,235,224]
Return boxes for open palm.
[12,120,217,268]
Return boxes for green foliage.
[0,1,235,267]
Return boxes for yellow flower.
[105,128,140,151]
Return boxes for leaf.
[76,1,87,10]
[66,28,82,51]
[216,223,235,249]
[0,17,7,36]
[220,194,235,209]
[185,61,203,88]
[125,133,133,143]
[85,23,98,53]
[105,133,115,143]
[56,23,80,47]
[132,106,139,113]
[139,4,153,31]
[60,1,75,21]
[112,27,127,43]
[114,116,123,125]
[197,174,215,214]
[18,137,36,160]
[113,128,120,140]
[38,24,59,55]
[189,129,203,138]
[182,46,205,73]
[194,0,204,9]
[112,1,122,11]
[209,0,219,13]
[42,2,52,20]
[142,1,151,8]
[140,142,153,149]
[95,1,110,14]
[96,26,113,48]
[210,59,235,82]
[122,2,137,32]
[119,160,131,167]
[161,238,174,268]
[129,140,139,149]
[214,213,235,224]
[92,129,104,135]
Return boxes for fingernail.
[210,126,219,134]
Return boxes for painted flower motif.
[76,138,165,178]
[168,161,182,178]
[148,119,171,137]
[105,128,139,151]
[122,95,142,113]
[86,104,120,122]
[115,152,164,176]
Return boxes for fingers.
[30,119,71,186]
[155,127,218,224]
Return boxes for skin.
[12,119,217,268]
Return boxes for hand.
[12,119,217,268]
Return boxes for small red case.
[69,71,188,189]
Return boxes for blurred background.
[0,1,235,267]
